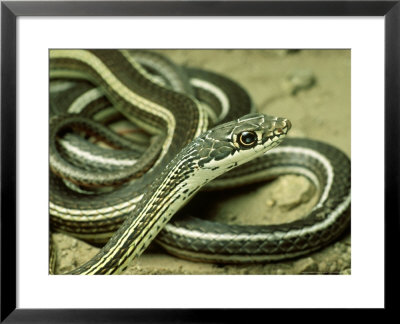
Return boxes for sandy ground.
[52,49,351,275]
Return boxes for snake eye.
[238,131,258,148]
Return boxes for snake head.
[195,113,291,171]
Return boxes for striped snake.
[49,50,351,274]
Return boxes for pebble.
[276,176,314,211]
[282,69,316,95]
[294,257,318,274]
[318,261,328,273]
[265,199,275,207]
[328,262,338,273]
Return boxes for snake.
[49,49,351,274]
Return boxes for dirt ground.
[52,49,351,275]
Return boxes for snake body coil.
[49,50,351,274]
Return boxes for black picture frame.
[1,0,398,322]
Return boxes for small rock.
[266,199,275,207]
[318,261,328,273]
[275,176,315,211]
[282,69,316,95]
[328,262,338,273]
[294,257,318,274]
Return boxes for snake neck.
[67,140,208,274]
